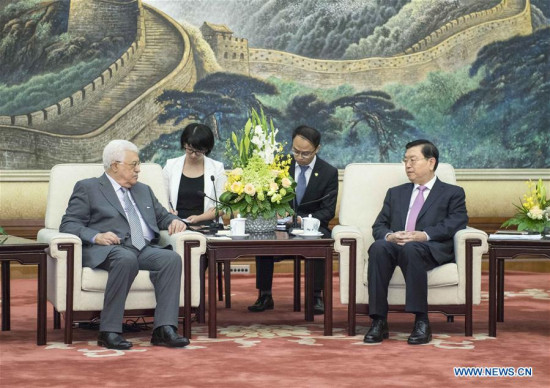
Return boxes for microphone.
[197,190,234,232]
[293,189,337,228]
[296,189,337,209]
[210,175,220,226]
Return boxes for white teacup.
[230,217,246,236]
[302,214,320,235]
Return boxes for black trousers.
[255,256,324,292]
[367,240,440,318]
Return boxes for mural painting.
[0,0,548,170]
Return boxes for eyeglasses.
[116,160,141,169]
[402,157,428,165]
[184,146,206,156]
[292,149,316,158]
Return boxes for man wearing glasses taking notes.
[248,125,339,314]
[364,139,468,345]
[60,140,189,350]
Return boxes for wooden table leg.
[341,239,357,336]
[293,257,301,312]
[497,258,505,322]
[489,247,497,337]
[304,260,314,322]
[37,253,47,345]
[208,251,217,338]
[1,261,10,331]
[217,262,223,301]
[224,260,231,308]
[324,248,333,336]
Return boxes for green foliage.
[0,58,113,115]
[344,0,501,58]
[501,179,550,233]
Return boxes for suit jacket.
[163,155,227,213]
[372,178,468,264]
[59,173,178,268]
[290,156,339,236]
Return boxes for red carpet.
[1,272,549,387]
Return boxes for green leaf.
[231,132,238,150]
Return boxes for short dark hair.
[292,125,321,148]
[180,123,215,156]
[405,139,439,171]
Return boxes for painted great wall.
[0,0,533,169]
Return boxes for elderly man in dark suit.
[364,139,468,345]
[248,125,339,314]
[60,140,189,350]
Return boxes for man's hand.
[387,231,427,245]
[94,232,121,245]
[168,219,187,235]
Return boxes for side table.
[488,237,550,337]
[0,236,49,345]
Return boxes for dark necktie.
[121,188,146,250]
[296,165,309,205]
[406,185,427,232]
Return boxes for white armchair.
[332,163,488,336]
[37,163,206,343]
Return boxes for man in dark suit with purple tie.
[364,139,468,345]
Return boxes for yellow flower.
[231,181,244,194]
[269,182,279,192]
[244,183,256,196]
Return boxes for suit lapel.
[399,183,414,228]
[98,174,126,218]
[417,178,442,220]
[299,157,325,203]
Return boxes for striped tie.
[121,188,146,250]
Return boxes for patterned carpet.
[1,272,549,387]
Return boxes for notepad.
[489,234,543,240]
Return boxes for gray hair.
[102,140,139,170]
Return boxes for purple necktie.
[296,165,309,204]
[406,185,427,232]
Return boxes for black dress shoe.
[363,319,389,343]
[151,325,190,348]
[247,294,274,312]
[407,320,432,345]
[313,297,324,315]
[97,331,133,350]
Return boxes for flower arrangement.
[219,108,296,220]
[501,179,550,233]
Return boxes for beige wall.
[1,169,549,221]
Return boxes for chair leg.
[64,312,73,344]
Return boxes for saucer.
[290,230,323,237]
[229,233,250,239]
